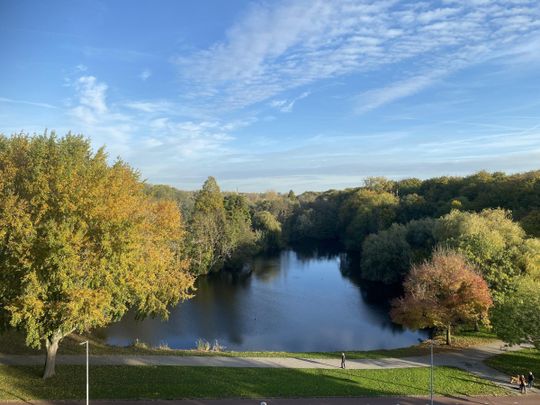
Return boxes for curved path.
[0,341,532,392]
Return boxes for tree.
[520,209,540,237]
[390,249,492,345]
[144,184,195,222]
[187,177,228,274]
[397,193,432,223]
[360,218,437,283]
[0,134,195,378]
[435,209,536,297]
[223,194,259,269]
[339,189,399,250]
[491,277,540,348]
[253,211,282,251]
[361,224,411,283]
[363,177,396,193]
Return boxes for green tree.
[397,193,432,222]
[396,178,422,195]
[519,238,540,279]
[255,191,296,223]
[285,190,342,242]
[188,177,228,274]
[340,189,399,250]
[491,277,540,348]
[363,177,396,193]
[435,209,536,297]
[253,211,282,251]
[361,224,411,283]
[360,218,437,283]
[520,209,540,237]
[223,194,259,269]
[391,249,493,345]
[0,134,194,378]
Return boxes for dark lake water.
[103,249,426,351]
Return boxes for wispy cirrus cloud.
[0,97,58,109]
[124,100,173,114]
[269,91,310,113]
[67,75,254,165]
[175,0,540,112]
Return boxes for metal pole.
[430,341,433,405]
[80,341,89,405]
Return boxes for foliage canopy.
[391,249,493,345]
[0,134,194,377]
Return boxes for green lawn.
[0,365,507,400]
[0,328,499,359]
[485,348,540,386]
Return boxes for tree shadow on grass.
[2,365,422,400]
[345,372,426,393]
[0,365,83,401]
[295,358,340,368]
[451,375,502,389]
[0,365,505,401]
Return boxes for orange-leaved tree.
[0,133,195,378]
[390,248,492,345]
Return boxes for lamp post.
[430,340,434,405]
[419,337,435,405]
[80,341,89,405]
[424,338,434,405]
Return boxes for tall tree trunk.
[43,332,61,379]
[446,325,452,346]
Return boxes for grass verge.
[0,329,499,359]
[0,365,507,400]
[485,348,540,387]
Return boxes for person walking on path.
[519,375,527,394]
[528,371,534,389]
[341,353,346,369]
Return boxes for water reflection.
[104,249,426,351]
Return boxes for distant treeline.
[145,170,540,286]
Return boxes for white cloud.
[186,125,540,192]
[139,69,151,81]
[67,75,252,168]
[269,91,310,112]
[124,100,172,113]
[175,0,540,111]
[0,97,57,109]
[70,76,108,125]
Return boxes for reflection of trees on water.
[191,272,251,345]
[291,240,342,262]
[105,248,425,350]
[339,252,408,334]
[251,254,282,282]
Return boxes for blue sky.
[1,0,539,192]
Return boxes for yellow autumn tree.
[0,133,194,378]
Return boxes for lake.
[103,249,426,352]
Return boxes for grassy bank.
[485,348,540,385]
[0,329,499,359]
[0,365,507,400]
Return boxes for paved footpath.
[0,342,532,393]
[1,396,539,405]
